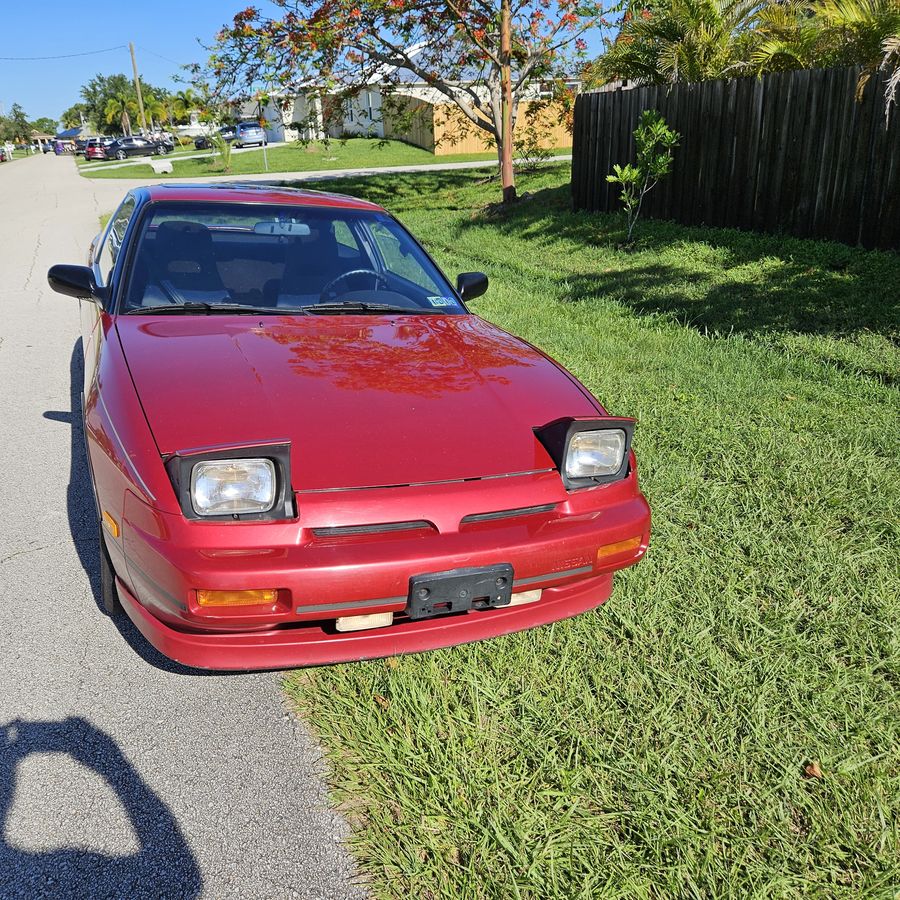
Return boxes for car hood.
[116,315,600,491]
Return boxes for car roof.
[139,183,386,212]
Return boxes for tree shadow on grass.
[287,169,497,215]
[460,182,900,344]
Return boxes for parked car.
[46,184,650,670]
[83,137,115,161]
[104,135,174,160]
[0,147,8,162]
[74,136,91,156]
[194,122,267,150]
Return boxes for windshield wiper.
[307,300,427,315]
[127,302,310,316]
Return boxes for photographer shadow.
[0,717,202,899]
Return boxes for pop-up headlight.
[536,418,635,490]
[166,442,294,521]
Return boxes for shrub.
[607,109,679,243]
[208,130,232,173]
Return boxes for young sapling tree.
[607,109,679,242]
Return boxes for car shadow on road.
[42,340,239,677]
[0,716,202,899]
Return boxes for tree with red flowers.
[205,0,611,201]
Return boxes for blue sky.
[0,2,228,122]
[1,1,609,125]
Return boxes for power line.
[137,45,185,67]
[0,45,127,61]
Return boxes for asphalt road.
[0,154,366,898]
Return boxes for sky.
[0,1,230,123]
[1,0,610,126]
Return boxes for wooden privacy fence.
[572,66,900,250]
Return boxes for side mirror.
[456,271,488,301]
[47,264,106,305]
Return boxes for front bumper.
[115,468,650,669]
[117,571,616,670]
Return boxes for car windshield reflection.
[121,203,466,315]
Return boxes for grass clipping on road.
[284,166,899,898]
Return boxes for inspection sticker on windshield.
[428,296,456,307]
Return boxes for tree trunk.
[500,0,517,204]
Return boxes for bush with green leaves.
[607,109,679,242]
[208,130,233,173]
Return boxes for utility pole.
[500,0,516,204]
[129,42,149,135]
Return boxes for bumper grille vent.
[460,504,556,525]
[312,520,435,538]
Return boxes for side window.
[369,221,440,292]
[97,195,136,285]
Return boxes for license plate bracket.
[407,564,514,620]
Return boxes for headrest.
[154,220,214,252]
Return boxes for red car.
[47,185,650,671]
[83,139,113,161]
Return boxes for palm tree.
[171,88,200,124]
[752,0,823,70]
[754,0,900,74]
[142,93,170,131]
[882,32,900,114]
[592,0,766,85]
[104,95,138,135]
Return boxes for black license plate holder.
[407,564,514,620]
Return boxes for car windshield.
[121,202,466,315]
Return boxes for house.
[240,46,577,154]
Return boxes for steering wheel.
[318,269,388,303]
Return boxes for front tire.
[99,526,121,616]
[115,150,127,161]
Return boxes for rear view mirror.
[456,272,488,301]
[47,264,106,304]
[253,221,311,236]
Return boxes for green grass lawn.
[79,137,560,179]
[282,166,899,898]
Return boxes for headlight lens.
[190,458,276,516]
[565,429,627,480]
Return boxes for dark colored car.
[105,135,173,161]
[46,184,650,671]
[194,122,268,150]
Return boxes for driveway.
[0,154,365,898]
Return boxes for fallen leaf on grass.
[374,694,390,711]
[804,760,824,778]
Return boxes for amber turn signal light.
[102,510,120,539]
[196,589,278,607]
[597,536,642,560]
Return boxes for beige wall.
[382,96,436,152]
[386,99,573,156]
